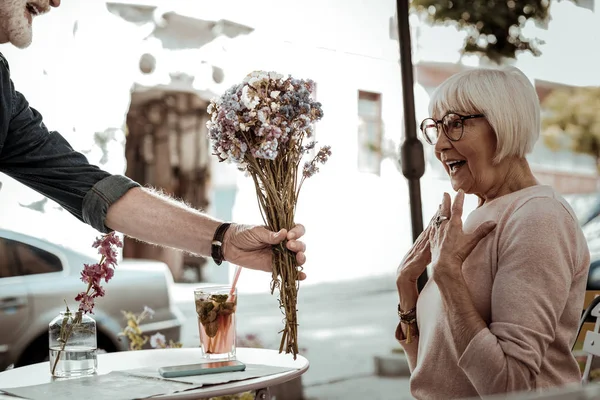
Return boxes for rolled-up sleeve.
[457,197,578,395]
[0,53,140,233]
[82,175,139,232]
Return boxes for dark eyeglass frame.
[419,112,485,145]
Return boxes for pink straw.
[229,265,242,298]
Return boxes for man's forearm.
[105,187,221,257]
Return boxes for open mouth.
[26,2,42,17]
[446,160,467,173]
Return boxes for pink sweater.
[399,185,590,399]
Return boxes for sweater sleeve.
[457,197,581,395]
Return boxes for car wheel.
[15,332,119,368]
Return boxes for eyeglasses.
[420,112,485,145]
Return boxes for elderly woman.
[396,66,590,399]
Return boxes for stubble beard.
[0,0,33,49]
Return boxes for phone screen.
[158,360,246,378]
[167,360,243,371]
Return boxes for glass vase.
[195,285,237,360]
[48,311,97,378]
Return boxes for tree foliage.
[411,0,553,63]
[541,87,600,169]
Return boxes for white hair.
[428,66,540,163]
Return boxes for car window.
[588,259,600,291]
[0,238,63,278]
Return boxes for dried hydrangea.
[206,70,331,359]
[206,70,326,167]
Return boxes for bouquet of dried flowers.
[51,232,122,375]
[207,70,330,358]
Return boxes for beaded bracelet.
[397,305,418,344]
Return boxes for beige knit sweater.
[398,185,590,399]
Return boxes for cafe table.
[0,347,309,400]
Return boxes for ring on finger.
[434,214,449,228]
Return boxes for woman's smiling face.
[423,66,543,201]
[432,111,499,195]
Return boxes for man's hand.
[222,224,307,280]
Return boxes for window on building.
[576,0,594,11]
[0,238,63,278]
[357,91,383,174]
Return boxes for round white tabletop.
[0,347,309,400]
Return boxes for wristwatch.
[211,223,232,265]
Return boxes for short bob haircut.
[428,66,540,163]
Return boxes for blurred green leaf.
[410,0,565,63]
[541,87,600,171]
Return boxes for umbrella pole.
[396,0,427,291]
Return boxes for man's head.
[0,0,60,49]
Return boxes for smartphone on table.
[158,360,246,378]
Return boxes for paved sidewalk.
[304,376,412,400]
[172,274,413,399]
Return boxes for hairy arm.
[105,187,221,257]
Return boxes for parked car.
[582,212,600,289]
[573,214,600,348]
[0,228,184,371]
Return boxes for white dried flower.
[241,85,259,110]
[143,306,155,319]
[150,333,166,349]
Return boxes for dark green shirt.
[0,52,139,233]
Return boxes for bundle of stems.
[246,156,302,356]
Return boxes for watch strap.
[211,223,232,265]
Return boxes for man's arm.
[1,95,304,272]
[0,52,139,232]
[105,187,220,257]
[0,53,307,274]
[105,187,307,275]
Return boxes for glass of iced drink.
[194,286,237,360]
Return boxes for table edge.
[152,362,310,399]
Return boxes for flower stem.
[51,280,93,376]
[51,312,79,376]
